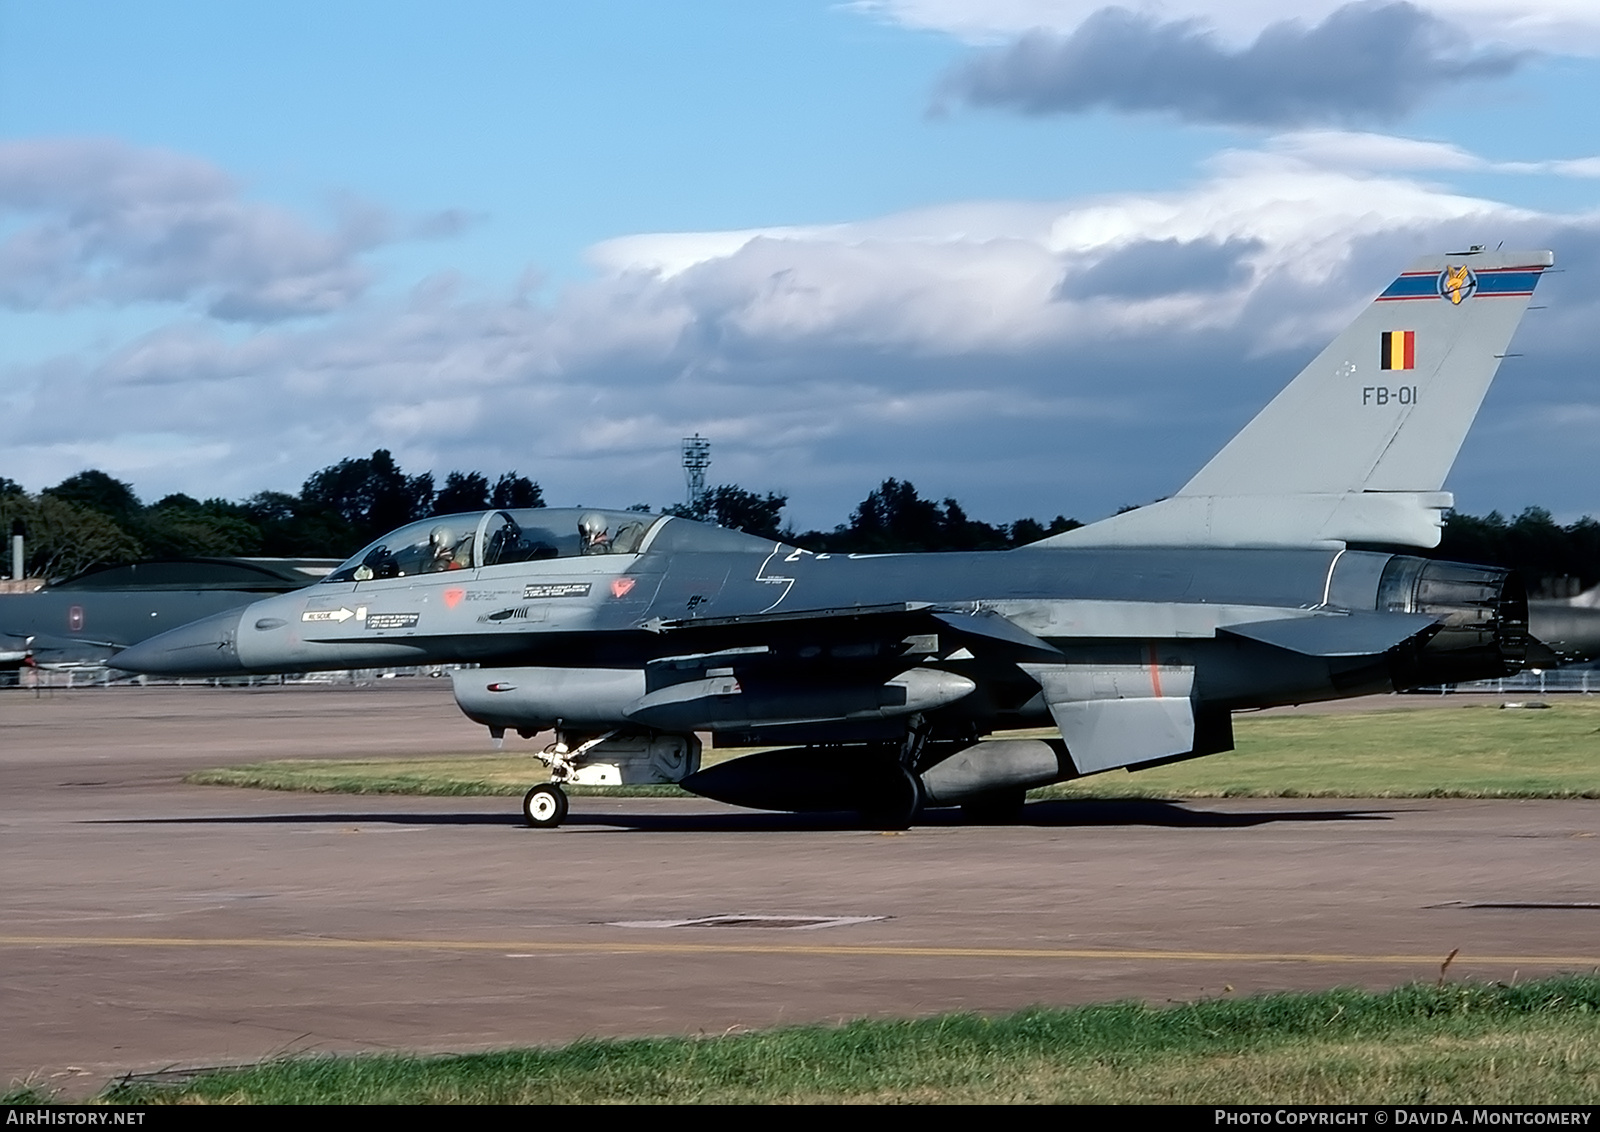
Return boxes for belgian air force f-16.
[116,248,1588,829]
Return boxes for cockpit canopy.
[324,508,663,583]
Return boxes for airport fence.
[1418,666,1599,696]
[4,664,463,689]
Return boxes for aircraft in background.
[116,248,1599,828]
[1526,584,1600,669]
[1,558,334,677]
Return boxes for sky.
[1,0,1598,531]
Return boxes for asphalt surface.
[4,682,1599,1098]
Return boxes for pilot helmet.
[428,525,454,552]
[578,511,610,548]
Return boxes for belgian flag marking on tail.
[1380,330,1415,371]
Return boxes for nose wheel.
[523,783,569,829]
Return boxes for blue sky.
[2,0,1598,530]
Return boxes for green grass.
[1,1084,55,1104]
[185,755,691,797]
[1038,699,1600,800]
[186,700,1600,800]
[86,977,1600,1105]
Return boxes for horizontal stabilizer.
[1221,612,1438,657]
[1050,697,1195,775]
[1022,661,1196,775]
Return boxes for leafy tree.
[846,479,945,550]
[1436,507,1600,591]
[241,491,350,557]
[242,491,299,526]
[434,471,490,514]
[4,457,555,566]
[230,459,544,558]
[702,485,787,539]
[935,497,1012,551]
[0,491,143,579]
[44,470,141,523]
[491,472,544,509]
[790,480,1081,553]
[797,479,1011,552]
[666,484,787,539]
[300,450,435,548]
[1008,515,1082,544]
[152,493,202,510]
[140,496,262,558]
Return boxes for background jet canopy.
[324,507,664,582]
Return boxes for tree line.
[1421,507,1600,594]
[677,478,1081,554]
[2,451,1596,590]
[0,451,541,579]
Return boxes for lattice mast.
[682,434,711,513]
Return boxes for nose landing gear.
[522,782,569,828]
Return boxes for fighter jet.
[116,248,1583,828]
[1,557,335,678]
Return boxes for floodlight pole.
[682,435,711,513]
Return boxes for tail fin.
[1042,248,1553,549]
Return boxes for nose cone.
[111,609,246,676]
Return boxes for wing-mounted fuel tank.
[628,658,976,733]
[681,737,1076,814]
[450,666,645,733]
[1376,556,1528,686]
[449,660,977,737]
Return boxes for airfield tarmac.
[3,681,1599,1097]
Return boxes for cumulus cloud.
[938,3,1524,127]
[1267,130,1600,176]
[4,135,1597,528]
[569,143,1540,358]
[857,0,1600,53]
[1054,236,1262,299]
[0,138,398,321]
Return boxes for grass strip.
[1036,700,1600,799]
[185,700,1600,800]
[185,758,688,797]
[91,976,1600,1105]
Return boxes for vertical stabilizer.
[1181,248,1552,498]
[1039,248,1553,549]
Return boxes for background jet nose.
[112,609,245,676]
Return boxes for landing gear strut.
[858,765,923,831]
[523,782,568,829]
[520,727,615,829]
[857,719,928,830]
